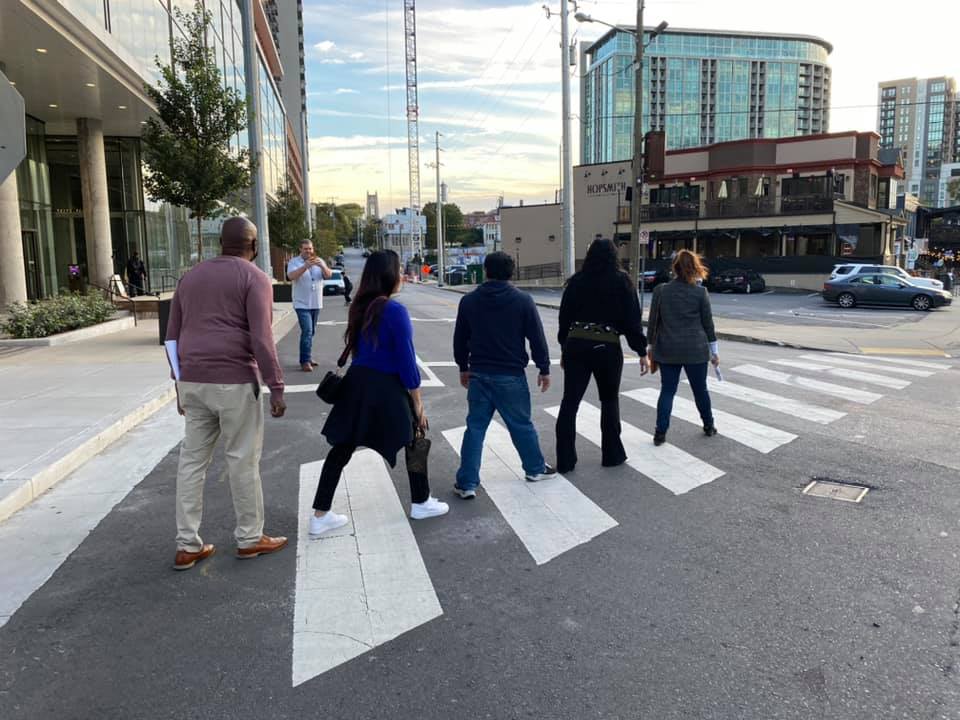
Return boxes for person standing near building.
[452,252,555,499]
[554,238,648,474]
[165,217,288,571]
[287,240,332,372]
[647,249,719,447]
[125,251,147,296]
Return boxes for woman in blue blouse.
[310,250,449,535]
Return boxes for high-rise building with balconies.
[580,28,833,164]
[877,77,958,206]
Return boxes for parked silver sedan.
[822,273,953,311]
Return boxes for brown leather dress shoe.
[173,544,215,571]
[301,363,313,372]
[236,535,288,559]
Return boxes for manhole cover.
[802,480,869,503]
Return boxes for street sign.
[639,229,650,245]
[0,70,26,183]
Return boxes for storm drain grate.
[802,479,869,503]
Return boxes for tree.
[948,178,960,206]
[268,185,309,254]
[422,202,466,249]
[141,4,252,262]
[313,227,339,263]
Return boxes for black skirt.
[322,365,414,467]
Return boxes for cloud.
[349,52,365,60]
[334,88,359,94]
[314,40,336,53]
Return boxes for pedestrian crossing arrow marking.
[292,450,442,687]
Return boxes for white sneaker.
[410,496,450,520]
[309,512,349,536]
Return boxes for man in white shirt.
[287,240,332,372]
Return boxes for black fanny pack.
[567,321,620,344]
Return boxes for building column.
[76,118,113,289]
[735,232,741,258]
[0,172,27,308]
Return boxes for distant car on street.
[323,270,346,296]
[640,268,671,292]
[822,273,952,311]
[362,249,371,258]
[830,263,943,291]
[709,268,767,294]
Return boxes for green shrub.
[1,291,117,339]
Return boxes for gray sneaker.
[525,464,557,482]
[453,486,477,499]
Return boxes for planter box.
[0,314,135,347]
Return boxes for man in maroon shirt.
[165,217,288,571]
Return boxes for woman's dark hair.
[345,250,401,351]
[672,249,709,284]
[580,238,620,276]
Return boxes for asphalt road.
[2,252,960,719]
[524,286,949,329]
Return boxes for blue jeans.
[656,362,713,434]
[456,373,546,491]
[296,308,319,365]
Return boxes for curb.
[0,308,297,525]
[0,314,135,347]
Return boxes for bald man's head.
[220,217,258,260]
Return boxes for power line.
[445,19,558,151]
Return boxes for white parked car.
[323,270,346,295]
[830,263,943,290]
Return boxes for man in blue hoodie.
[452,252,555,498]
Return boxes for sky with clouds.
[302,0,959,213]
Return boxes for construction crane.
[402,0,422,271]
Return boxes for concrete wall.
[500,204,562,268]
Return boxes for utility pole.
[559,0,575,279]
[630,0,646,316]
[428,132,445,287]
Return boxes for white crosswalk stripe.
[690,377,845,425]
[293,450,442,687]
[730,364,882,405]
[798,354,934,377]
[767,359,911,390]
[621,387,797,454]
[545,402,724,495]
[416,354,444,387]
[826,353,953,371]
[442,423,618,566]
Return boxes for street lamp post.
[576,7,668,318]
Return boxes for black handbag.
[405,427,431,476]
[315,344,352,404]
[405,396,430,476]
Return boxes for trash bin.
[158,297,172,346]
[449,271,463,286]
[273,283,292,303]
[939,273,953,292]
[468,265,484,284]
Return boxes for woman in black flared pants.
[555,239,649,474]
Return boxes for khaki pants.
[175,382,265,552]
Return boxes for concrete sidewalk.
[0,306,297,523]
[436,284,959,357]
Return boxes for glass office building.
[581,29,833,164]
[1,0,291,302]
